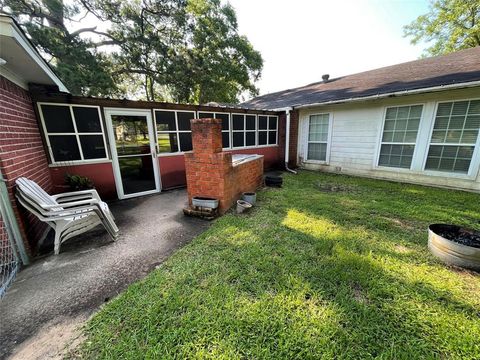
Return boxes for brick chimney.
[184,118,263,214]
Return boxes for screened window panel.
[198,112,214,118]
[41,105,74,133]
[233,132,244,147]
[155,111,176,131]
[233,115,244,130]
[73,107,102,132]
[217,113,230,130]
[258,116,268,130]
[426,100,480,173]
[246,131,256,146]
[179,132,193,151]
[268,116,277,130]
[222,132,230,148]
[79,135,106,159]
[246,115,256,130]
[307,143,327,161]
[49,135,81,161]
[258,131,267,145]
[177,112,194,131]
[157,133,178,153]
[378,144,414,169]
[268,131,276,145]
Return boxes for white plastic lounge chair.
[15,177,119,254]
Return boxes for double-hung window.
[258,115,278,145]
[232,114,257,148]
[154,110,196,153]
[307,114,330,161]
[425,100,480,173]
[39,104,108,164]
[378,105,422,169]
[198,112,231,148]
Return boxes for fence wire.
[0,179,20,298]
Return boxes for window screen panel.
[179,132,193,152]
[157,133,178,153]
[307,143,327,161]
[268,116,277,130]
[233,115,244,130]
[198,112,214,118]
[246,131,256,146]
[49,135,81,161]
[246,115,256,130]
[268,131,276,145]
[73,107,102,132]
[258,116,268,130]
[216,113,230,130]
[258,131,267,145]
[233,132,244,147]
[79,135,106,159]
[425,145,474,173]
[222,132,230,148]
[41,105,74,133]
[155,111,176,131]
[177,112,194,131]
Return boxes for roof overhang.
[0,16,68,92]
[294,80,480,110]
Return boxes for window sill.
[49,159,112,167]
[303,159,328,165]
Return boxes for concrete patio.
[0,189,209,359]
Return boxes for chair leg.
[54,230,62,255]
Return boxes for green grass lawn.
[78,171,480,359]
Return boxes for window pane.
[233,132,244,147]
[382,105,421,145]
[425,145,474,173]
[216,113,230,130]
[179,132,193,152]
[198,112,214,118]
[222,131,230,148]
[112,115,151,155]
[41,105,74,133]
[378,144,413,169]
[49,135,81,161]
[309,114,329,142]
[155,111,176,131]
[468,100,480,114]
[307,143,327,161]
[436,103,452,116]
[118,156,156,195]
[157,133,178,153]
[269,116,277,130]
[178,112,194,131]
[465,115,480,129]
[451,101,469,116]
[73,107,102,132]
[258,131,267,145]
[233,115,244,130]
[246,131,256,146]
[246,115,256,130]
[268,131,277,145]
[461,130,479,143]
[258,116,268,130]
[79,135,106,159]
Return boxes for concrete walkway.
[0,189,209,359]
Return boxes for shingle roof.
[241,47,480,110]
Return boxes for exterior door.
[105,108,160,199]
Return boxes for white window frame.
[231,113,258,149]
[197,111,232,149]
[257,115,279,147]
[153,109,196,156]
[375,104,424,171]
[303,112,332,164]
[421,98,480,179]
[37,102,110,166]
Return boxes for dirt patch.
[8,314,88,360]
[351,283,369,304]
[315,182,358,193]
[394,244,412,254]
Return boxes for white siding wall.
[297,87,480,192]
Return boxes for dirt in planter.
[438,227,480,249]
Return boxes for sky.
[228,0,431,97]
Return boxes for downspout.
[284,108,297,174]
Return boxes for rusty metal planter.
[428,224,480,271]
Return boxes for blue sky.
[228,0,431,97]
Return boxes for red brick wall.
[185,118,264,213]
[0,76,53,254]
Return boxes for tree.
[1,0,118,95]
[2,0,263,103]
[404,0,480,56]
